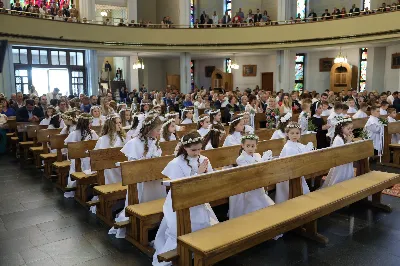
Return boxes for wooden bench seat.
[89,147,127,227]
[53,161,71,168]
[40,153,57,159]
[162,140,396,265]
[177,171,399,265]
[120,134,318,256]
[37,129,62,176]
[50,134,69,191]
[67,140,98,206]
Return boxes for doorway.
[262,72,274,92]
[32,68,70,96]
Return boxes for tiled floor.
[1,155,400,266]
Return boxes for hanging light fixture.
[132,54,145,69]
[100,10,108,17]
[231,54,239,70]
[334,47,348,64]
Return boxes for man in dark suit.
[200,11,207,24]
[307,9,317,21]
[253,9,262,23]
[104,61,112,71]
[16,99,44,122]
[222,11,231,25]
[224,96,240,123]
[350,4,360,15]
[321,9,331,20]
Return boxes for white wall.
[233,55,277,91]
[304,47,359,93]
[384,44,400,92]
[194,58,224,89]
[139,58,180,91]
[137,0,157,22]
[197,0,224,21]
[366,47,386,93]
[96,0,127,6]
[156,0,180,24]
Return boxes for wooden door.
[262,72,274,91]
[166,74,180,92]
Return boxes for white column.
[79,0,96,21]
[129,55,140,91]
[276,50,292,92]
[86,50,98,96]
[127,0,137,23]
[366,47,386,93]
[277,0,292,22]
[179,0,191,27]
[0,45,15,98]
[180,52,191,94]
[4,0,10,9]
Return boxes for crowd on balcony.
[1,0,399,27]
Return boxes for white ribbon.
[250,113,255,129]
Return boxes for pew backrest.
[170,140,374,215]
[160,140,179,156]
[255,129,274,141]
[67,140,98,172]
[26,125,38,140]
[89,147,127,185]
[352,118,368,129]
[36,129,62,153]
[49,134,68,161]
[91,126,102,136]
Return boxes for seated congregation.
[1,87,400,266]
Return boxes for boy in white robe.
[327,102,344,140]
[365,106,384,155]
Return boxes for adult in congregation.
[0,99,16,117]
[46,88,61,105]
[16,99,44,122]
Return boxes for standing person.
[152,132,218,265]
[46,88,60,104]
[365,106,384,156]
[109,115,164,238]
[64,114,99,198]
[229,134,275,219]
[322,118,354,187]
[311,102,331,149]
[275,122,313,203]
[265,97,280,129]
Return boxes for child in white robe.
[347,98,358,115]
[197,114,210,137]
[160,119,176,142]
[275,122,313,204]
[126,113,145,141]
[90,106,104,127]
[223,115,244,147]
[322,117,354,188]
[40,106,56,126]
[120,108,133,128]
[152,131,219,266]
[271,113,292,140]
[90,114,126,214]
[380,101,389,115]
[60,111,78,135]
[321,101,332,117]
[327,102,344,140]
[387,108,400,144]
[365,106,384,155]
[165,112,183,132]
[229,134,275,219]
[239,112,254,135]
[352,103,368,119]
[201,123,226,150]
[298,100,311,134]
[109,114,165,239]
[180,108,194,124]
[209,109,222,126]
[64,113,99,198]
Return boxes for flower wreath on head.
[105,113,119,122]
[140,102,151,106]
[287,122,301,129]
[78,113,93,122]
[238,111,250,117]
[90,105,101,112]
[118,108,131,115]
[181,136,203,146]
[165,112,178,118]
[280,112,292,123]
[208,109,220,115]
[61,112,77,122]
[335,116,352,127]
[197,115,210,122]
[162,118,175,128]
[241,134,259,141]
[210,127,226,134]
[143,115,159,126]
[228,116,244,125]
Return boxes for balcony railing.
[0,5,399,29]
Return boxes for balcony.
[0,10,400,51]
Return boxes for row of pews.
[4,115,400,266]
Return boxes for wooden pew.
[91,126,102,136]
[381,121,400,167]
[7,118,18,154]
[19,125,39,161]
[50,134,71,191]
[119,134,317,255]
[89,148,127,226]
[163,140,399,266]
[37,129,62,177]
[29,125,49,168]
[68,140,98,206]
[160,140,179,156]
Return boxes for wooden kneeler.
[68,140,98,206]
[89,148,127,226]
[50,134,70,191]
[30,126,51,169]
[164,140,397,266]
[38,129,62,178]
[19,125,39,162]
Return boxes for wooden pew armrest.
[114,220,130,228]
[86,200,100,207]
[158,249,178,263]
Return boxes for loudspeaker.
[0,40,8,73]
